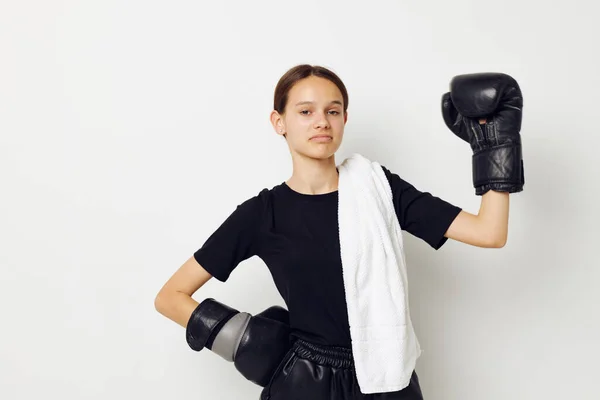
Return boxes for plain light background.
[2,1,598,399]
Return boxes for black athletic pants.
[260,338,424,399]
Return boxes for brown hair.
[273,64,349,116]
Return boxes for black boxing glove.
[185,298,291,387]
[441,72,524,195]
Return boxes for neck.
[286,155,339,195]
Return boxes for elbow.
[480,220,508,248]
[491,239,506,248]
[154,291,169,314]
[488,233,507,248]
[154,293,162,313]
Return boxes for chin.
[308,147,339,159]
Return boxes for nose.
[313,111,331,130]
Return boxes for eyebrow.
[295,100,343,107]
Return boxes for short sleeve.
[193,194,263,282]
[381,165,462,250]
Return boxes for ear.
[344,111,348,124]
[270,110,286,137]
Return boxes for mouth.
[310,135,333,140]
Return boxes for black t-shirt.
[193,165,462,347]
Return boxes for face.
[271,76,347,160]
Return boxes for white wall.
[2,1,598,399]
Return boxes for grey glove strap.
[210,312,252,362]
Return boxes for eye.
[329,110,340,115]
[300,110,310,115]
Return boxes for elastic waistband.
[292,338,355,369]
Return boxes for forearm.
[155,291,200,329]
[477,190,510,246]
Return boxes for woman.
[155,64,522,399]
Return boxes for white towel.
[337,153,422,394]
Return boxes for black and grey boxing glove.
[441,72,524,195]
[185,298,291,387]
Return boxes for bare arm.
[154,256,213,328]
[444,190,509,248]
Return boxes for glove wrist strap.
[185,298,238,351]
[472,144,523,194]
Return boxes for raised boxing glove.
[441,72,524,195]
[185,298,291,387]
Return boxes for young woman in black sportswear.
[155,64,523,399]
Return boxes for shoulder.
[378,163,412,190]
[234,187,271,215]
[379,164,393,180]
[231,185,282,225]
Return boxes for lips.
[310,135,332,140]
